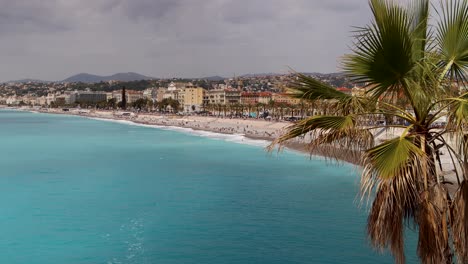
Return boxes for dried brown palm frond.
[367,179,413,264]
[417,184,451,263]
[451,181,468,263]
[462,135,468,180]
[362,136,425,263]
[307,126,374,164]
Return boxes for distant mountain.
[61,73,103,83]
[5,78,51,83]
[62,72,155,83]
[106,72,155,82]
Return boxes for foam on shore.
[86,116,270,147]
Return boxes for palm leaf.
[367,179,415,264]
[363,136,428,263]
[363,135,425,179]
[436,0,468,84]
[451,181,468,263]
[271,115,356,144]
[417,184,451,263]
[445,94,468,130]
[343,0,415,100]
[269,115,373,163]
[287,73,350,101]
[287,73,370,114]
[409,0,430,63]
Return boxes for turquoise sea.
[0,110,417,263]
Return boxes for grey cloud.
[317,0,363,12]
[0,0,72,34]
[221,0,284,24]
[111,0,183,21]
[0,0,373,81]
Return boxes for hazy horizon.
[0,0,371,82]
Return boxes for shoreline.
[0,107,417,167]
[1,106,460,193]
[4,107,318,157]
[2,107,459,187]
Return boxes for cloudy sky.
[0,0,372,81]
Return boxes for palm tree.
[168,99,180,113]
[216,103,222,117]
[255,102,264,118]
[107,98,117,109]
[299,101,306,119]
[222,104,227,117]
[270,0,468,263]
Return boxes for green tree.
[117,101,124,109]
[159,98,180,113]
[107,98,117,109]
[146,100,154,112]
[132,98,148,111]
[96,100,107,109]
[169,99,180,113]
[270,1,468,263]
[158,98,169,112]
[121,86,127,110]
[255,102,264,118]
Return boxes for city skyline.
[0,0,370,82]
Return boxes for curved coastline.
[86,116,272,148]
[77,114,346,163]
[13,107,458,193]
[2,107,341,163]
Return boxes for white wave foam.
[86,116,270,147]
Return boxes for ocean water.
[0,110,417,264]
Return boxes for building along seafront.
[240,92,272,105]
[73,91,107,104]
[203,88,241,106]
[183,85,205,112]
[111,89,144,104]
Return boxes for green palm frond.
[287,73,370,114]
[343,0,415,99]
[436,0,468,84]
[375,101,417,124]
[446,94,468,130]
[409,0,430,62]
[336,95,372,115]
[363,135,425,180]
[287,73,350,101]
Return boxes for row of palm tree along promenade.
[2,0,468,263]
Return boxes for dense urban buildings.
[0,73,366,111]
